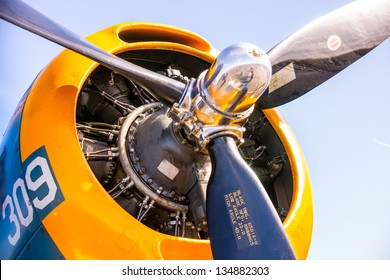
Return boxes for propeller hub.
[168,43,271,152]
[194,43,271,125]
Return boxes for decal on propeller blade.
[268,63,296,93]
[327,35,342,51]
[224,190,260,249]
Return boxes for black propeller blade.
[0,0,184,105]
[206,136,296,259]
[258,0,390,109]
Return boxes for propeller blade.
[206,136,295,259]
[258,0,390,109]
[0,0,184,105]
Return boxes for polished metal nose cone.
[194,42,272,124]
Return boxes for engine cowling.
[17,22,313,259]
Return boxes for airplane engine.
[75,47,302,241]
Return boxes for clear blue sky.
[1,0,389,259]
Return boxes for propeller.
[206,136,295,259]
[0,0,184,106]
[1,0,390,260]
[258,0,390,108]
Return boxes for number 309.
[2,156,58,246]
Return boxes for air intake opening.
[118,24,212,52]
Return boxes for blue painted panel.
[0,94,41,259]
[16,224,64,260]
